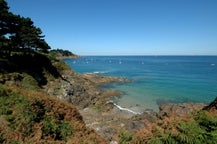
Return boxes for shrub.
[0,85,7,97]
[194,111,217,132]
[133,110,217,144]
[42,115,74,141]
[119,130,133,144]
[20,74,39,90]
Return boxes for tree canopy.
[50,49,77,57]
[0,0,50,54]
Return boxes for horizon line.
[78,54,217,57]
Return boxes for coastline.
[48,58,210,142]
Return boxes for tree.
[0,0,19,37]
[0,0,15,53]
[0,0,50,54]
[10,16,50,52]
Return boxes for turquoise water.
[64,56,217,112]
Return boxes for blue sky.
[7,0,217,55]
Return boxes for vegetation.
[131,109,217,144]
[0,1,107,143]
[1,0,217,143]
[0,0,50,55]
[0,52,62,87]
[0,0,60,88]
[0,85,106,143]
[50,49,77,57]
[119,129,133,144]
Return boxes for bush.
[0,85,7,97]
[119,130,133,144]
[194,111,217,132]
[42,115,74,141]
[20,74,39,90]
[154,113,217,144]
[132,110,217,144]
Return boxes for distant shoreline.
[57,55,81,60]
[77,55,217,57]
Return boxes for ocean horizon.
[64,56,217,113]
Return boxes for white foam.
[85,71,108,75]
[93,71,108,74]
[93,71,100,74]
[107,101,141,115]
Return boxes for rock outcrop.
[158,102,206,119]
[45,68,128,109]
[203,97,217,111]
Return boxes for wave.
[107,101,142,115]
[93,71,107,74]
[85,71,109,75]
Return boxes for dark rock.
[46,71,127,109]
[131,111,157,123]
[158,103,206,119]
[102,103,115,112]
[203,97,217,111]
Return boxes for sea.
[64,56,217,113]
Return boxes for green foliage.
[194,111,217,132]
[0,85,13,115]
[175,122,205,144]
[145,111,217,144]
[0,0,50,55]
[42,115,59,137]
[20,74,39,90]
[0,0,9,11]
[0,87,35,136]
[53,61,71,71]
[42,115,74,141]
[119,130,133,144]
[0,84,8,97]
[0,52,62,87]
[9,141,20,144]
[0,86,74,142]
[50,49,76,57]
[59,121,74,141]
[148,128,177,144]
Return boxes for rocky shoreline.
[44,65,211,143]
[45,68,129,109]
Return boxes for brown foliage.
[0,86,107,144]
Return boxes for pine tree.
[0,0,50,54]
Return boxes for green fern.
[119,130,133,144]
